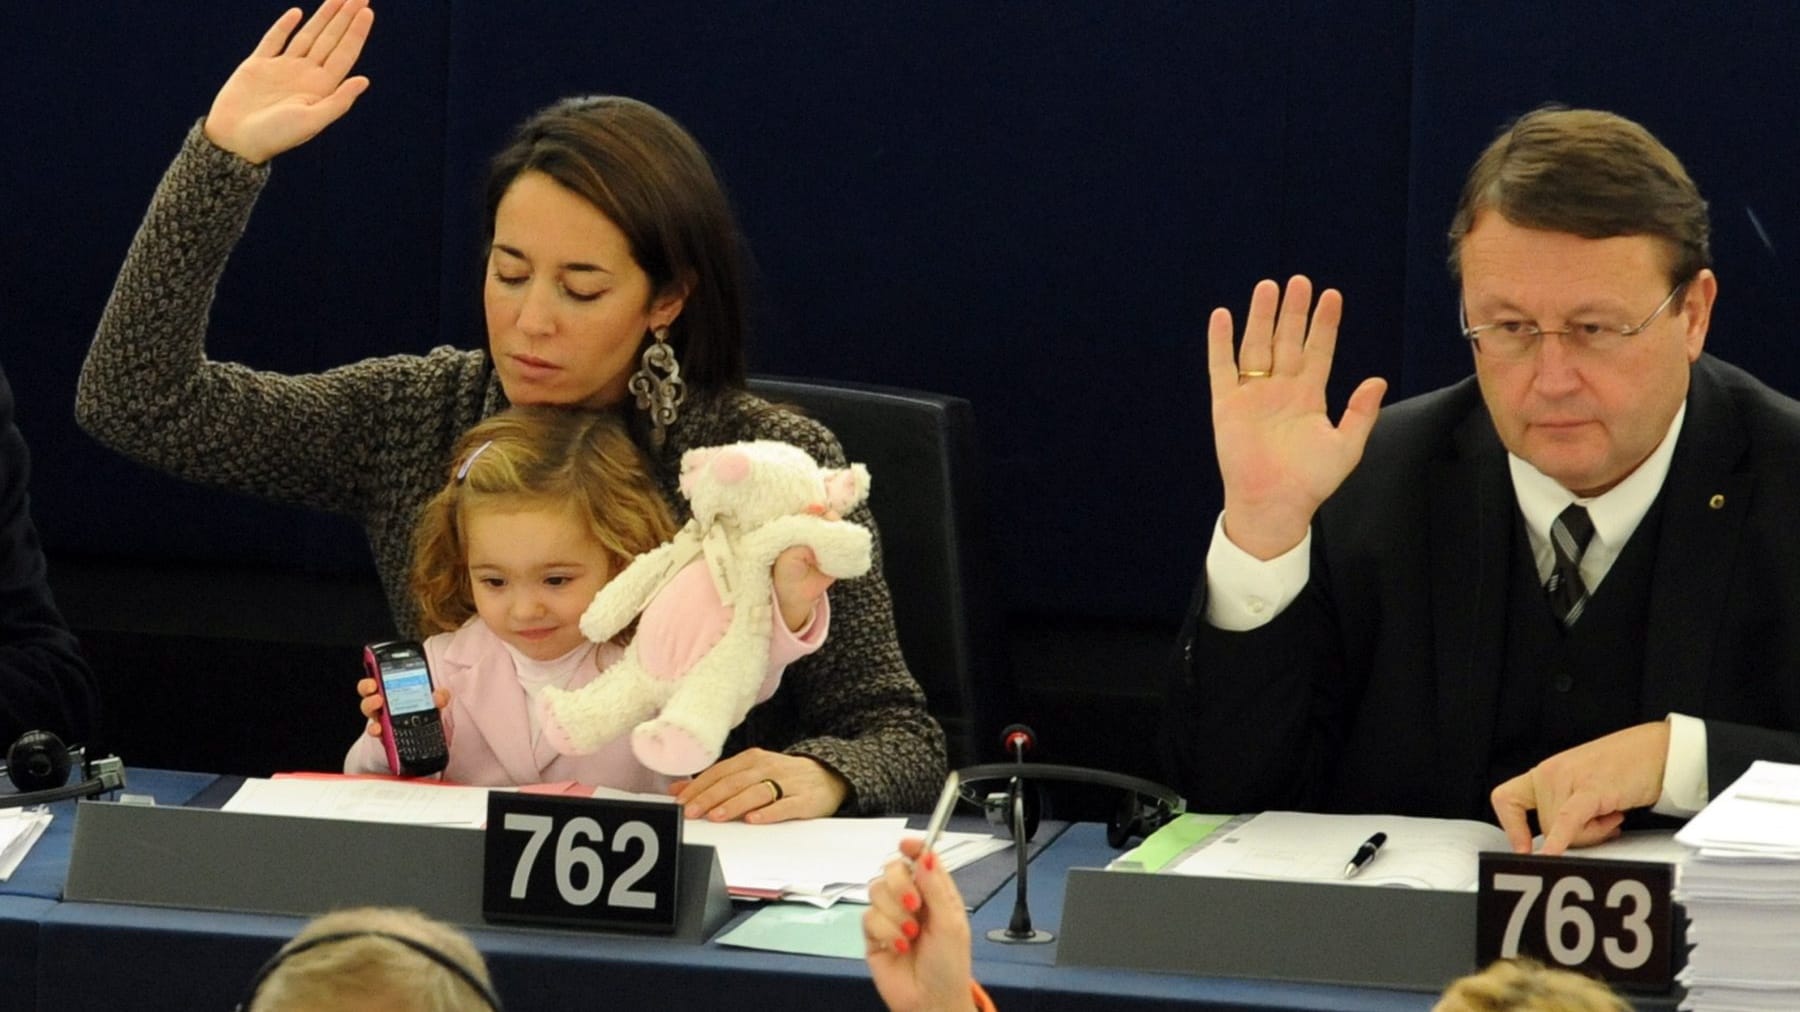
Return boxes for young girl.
[345,407,829,789]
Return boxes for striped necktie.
[1545,504,1595,627]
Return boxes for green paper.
[715,902,868,960]
[1114,813,1233,872]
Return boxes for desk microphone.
[1001,723,1033,758]
[971,723,1051,944]
[955,724,1186,945]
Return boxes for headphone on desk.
[0,730,125,808]
[956,725,1187,848]
[236,930,504,1012]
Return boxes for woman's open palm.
[204,0,375,164]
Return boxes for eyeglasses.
[1460,281,1687,359]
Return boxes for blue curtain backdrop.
[4,0,1795,634]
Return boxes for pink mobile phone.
[364,641,449,777]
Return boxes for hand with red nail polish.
[863,838,980,1011]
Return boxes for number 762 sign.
[1475,853,1676,992]
[482,792,683,934]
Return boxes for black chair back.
[748,376,1011,767]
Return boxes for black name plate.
[483,792,682,933]
[1476,852,1675,992]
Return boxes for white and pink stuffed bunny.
[537,440,872,776]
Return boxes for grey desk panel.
[65,801,732,942]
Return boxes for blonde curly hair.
[1433,958,1631,1012]
[410,407,676,635]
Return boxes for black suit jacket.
[1164,354,1800,820]
[0,363,97,745]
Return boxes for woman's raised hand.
[204,0,375,164]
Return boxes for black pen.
[1342,831,1387,878]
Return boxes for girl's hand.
[357,676,450,739]
[865,839,979,1012]
[205,0,375,164]
[771,509,841,631]
[772,545,835,631]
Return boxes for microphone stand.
[961,723,1183,945]
[985,743,1052,944]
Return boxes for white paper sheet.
[1170,811,1513,890]
[0,808,51,880]
[222,777,498,826]
[221,777,1002,906]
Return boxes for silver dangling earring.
[629,325,686,449]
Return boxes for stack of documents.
[1674,761,1800,1011]
[0,807,51,880]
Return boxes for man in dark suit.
[1163,107,1800,854]
[0,361,98,746]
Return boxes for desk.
[5,773,1539,1011]
[0,895,53,1002]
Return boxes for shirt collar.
[499,638,596,692]
[1508,400,1687,550]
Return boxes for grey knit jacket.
[76,124,946,815]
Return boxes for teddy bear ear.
[822,463,871,511]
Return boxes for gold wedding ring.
[1238,369,1273,379]
[761,778,784,804]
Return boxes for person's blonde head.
[1433,958,1631,1012]
[243,907,498,1012]
[410,407,677,634]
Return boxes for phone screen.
[381,655,435,715]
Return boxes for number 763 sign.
[1475,853,1677,992]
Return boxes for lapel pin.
[1708,494,1725,510]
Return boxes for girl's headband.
[455,440,495,484]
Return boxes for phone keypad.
[392,713,447,761]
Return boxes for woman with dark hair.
[76,0,945,820]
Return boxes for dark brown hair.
[1447,106,1710,286]
[485,96,749,396]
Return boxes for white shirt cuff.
[1202,512,1312,632]
[1652,713,1708,817]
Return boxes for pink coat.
[345,592,826,788]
